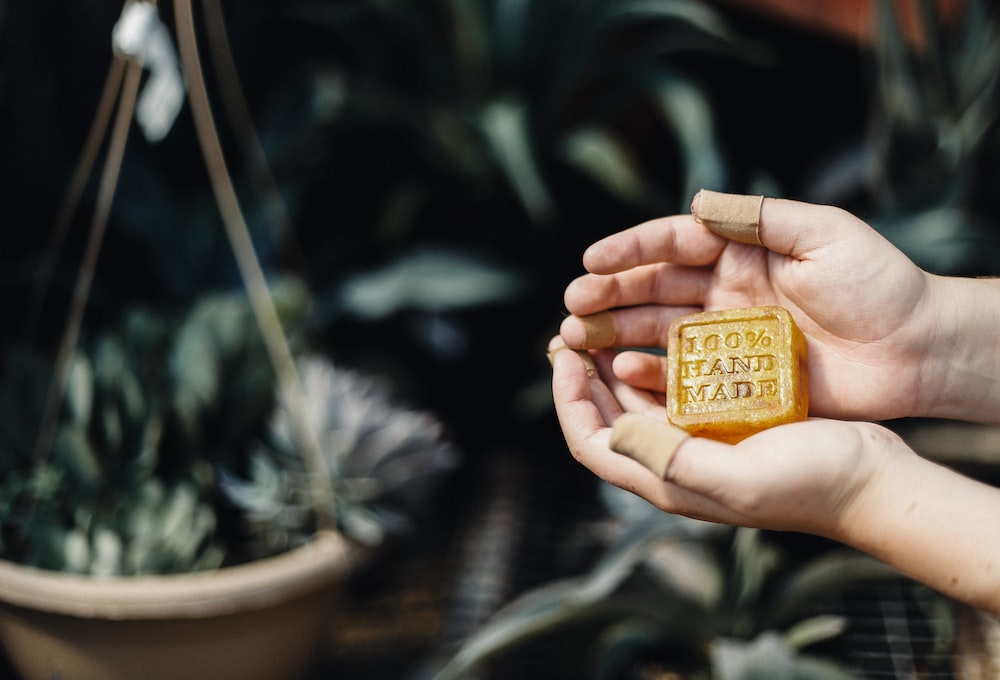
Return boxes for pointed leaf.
[65,355,93,426]
[480,98,555,223]
[334,248,521,318]
[561,127,648,203]
[762,550,900,629]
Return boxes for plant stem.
[172,0,338,531]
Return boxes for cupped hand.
[559,196,936,420]
[549,337,901,537]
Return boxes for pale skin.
[550,195,1000,615]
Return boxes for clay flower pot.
[0,531,362,680]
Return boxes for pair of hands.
[550,195,934,538]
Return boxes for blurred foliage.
[0,0,999,674]
[252,0,779,444]
[0,281,457,573]
[424,485,951,680]
[0,282,305,574]
[270,0,767,234]
[814,0,1000,275]
[0,1,770,453]
[221,354,459,559]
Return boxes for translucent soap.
[665,306,808,443]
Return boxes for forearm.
[917,275,1000,423]
[834,446,1000,614]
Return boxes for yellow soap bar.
[665,306,808,443]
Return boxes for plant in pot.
[0,2,458,679]
[0,283,459,680]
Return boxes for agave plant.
[422,484,952,680]
[220,353,460,559]
[270,0,767,245]
[841,0,1000,275]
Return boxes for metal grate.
[820,580,998,679]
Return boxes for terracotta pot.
[0,531,362,680]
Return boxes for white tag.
[112,1,185,142]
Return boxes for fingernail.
[547,346,597,377]
[690,190,702,216]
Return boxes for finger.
[603,415,749,524]
[564,263,713,316]
[757,196,873,258]
[691,190,763,245]
[552,354,765,525]
[609,413,690,478]
[581,215,727,275]
[549,341,681,495]
[550,340,622,431]
[611,351,667,394]
[550,344,630,475]
[592,350,664,416]
[690,189,885,263]
[658,419,849,531]
[560,305,699,350]
[625,431,771,527]
[546,341,597,376]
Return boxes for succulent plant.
[220,354,460,558]
[0,305,229,576]
[0,275,455,575]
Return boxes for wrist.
[830,430,1000,613]
[915,275,1000,422]
[817,423,900,544]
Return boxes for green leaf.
[649,71,726,201]
[63,528,90,574]
[91,527,124,577]
[561,127,649,203]
[428,513,707,680]
[761,550,900,630]
[783,615,848,651]
[65,355,93,426]
[479,98,555,223]
[169,323,221,431]
[333,247,522,319]
[712,632,859,680]
[52,425,103,492]
[117,365,147,427]
[730,528,780,612]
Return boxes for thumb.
[609,413,690,478]
[692,189,874,259]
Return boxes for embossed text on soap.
[676,317,781,415]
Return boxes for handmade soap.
[665,306,808,443]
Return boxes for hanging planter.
[0,1,458,677]
[0,531,362,680]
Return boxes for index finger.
[582,215,727,275]
[586,195,876,278]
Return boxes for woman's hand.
[559,195,937,421]
[548,338,883,536]
[549,338,1000,614]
